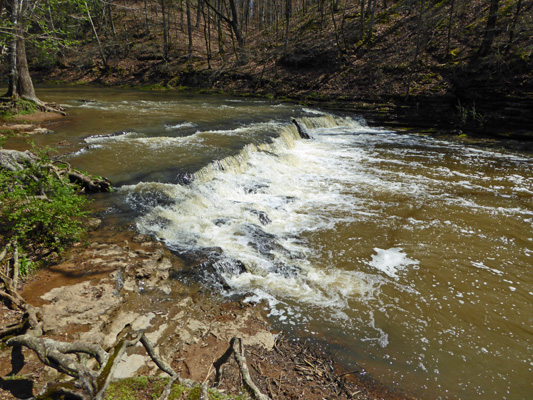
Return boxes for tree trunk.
[85,1,108,70]
[478,0,500,57]
[14,34,39,103]
[161,0,169,59]
[360,0,366,41]
[5,0,40,103]
[284,0,291,49]
[6,0,19,99]
[196,0,204,28]
[203,6,212,68]
[107,1,118,41]
[186,0,193,60]
[446,0,455,55]
[508,0,522,48]
[205,0,245,62]
[144,0,150,33]
[228,0,245,62]
[366,0,378,43]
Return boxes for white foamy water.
[122,116,532,400]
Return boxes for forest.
[1,0,532,135]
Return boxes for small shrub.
[0,149,90,259]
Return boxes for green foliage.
[18,253,35,276]
[0,149,90,256]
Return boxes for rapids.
[11,87,532,399]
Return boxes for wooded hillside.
[1,0,532,135]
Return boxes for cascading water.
[21,87,533,399]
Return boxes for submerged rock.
[250,209,272,225]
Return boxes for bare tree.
[205,0,246,62]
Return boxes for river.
[10,86,533,399]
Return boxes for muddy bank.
[0,223,411,399]
[0,110,67,138]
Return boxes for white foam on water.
[128,116,383,312]
[165,122,196,130]
[368,248,419,278]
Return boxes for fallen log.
[66,169,111,193]
[292,119,311,139]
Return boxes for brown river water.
[7,87,532,399]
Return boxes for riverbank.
[0,221,411,399]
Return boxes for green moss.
[103,377,243,400]
[104,376,152,400]
[0,98,38,119]
[139,84,169,91]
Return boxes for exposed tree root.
[2,248,268,399]
[37,102,67,116]
[214,337,271,400]
[3,323,271,400]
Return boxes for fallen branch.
[292,119,311,139]
[66,169,111,193]
[0,241,13,263]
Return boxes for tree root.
[1,266,268,400]
[214,337,271,400]
[4,325,204,399]
[37,102,67,116]
[3,327,271,400]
